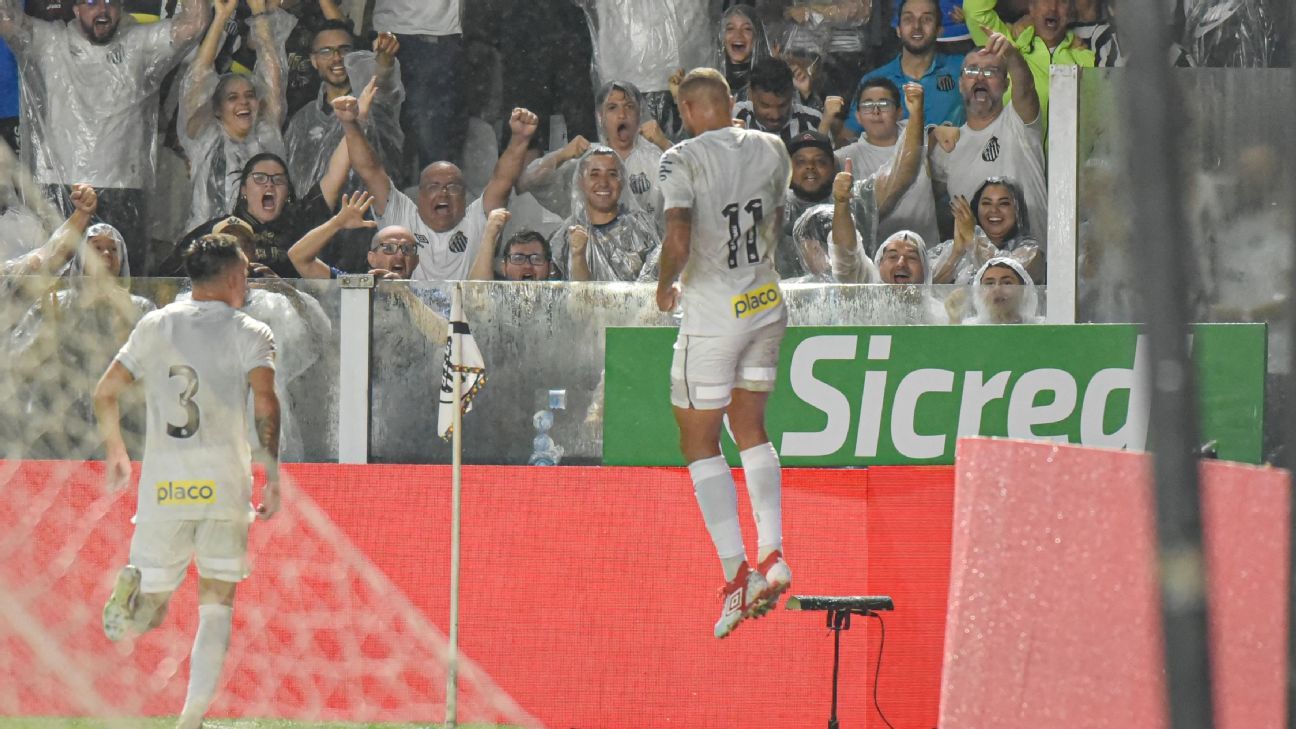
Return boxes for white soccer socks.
[740,442,783,562]
[178,603,233,728]
[689,455,747,581]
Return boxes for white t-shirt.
[836,122,940,250]
[930,103,1048,245]
[16,19,187,188]
[116,300,276,523]
[373,0,460,36]
[379,184,486,282]
[658,126,792,336]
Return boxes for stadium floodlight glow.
[787,595,895,729]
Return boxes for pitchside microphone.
[785,595,894,613]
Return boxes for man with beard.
[779,82,924,277]
[283,23,404,195]
[929,32,1048,245]
[517,80,670,224]
[733,58,823,146]
[335,94,539,283]
[848,0,964,134]
[965,0,1093,122]
[0,0,210,274]
[548,146,660,282]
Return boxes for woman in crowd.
[964,256,1042,324]
[718,5,772,103]
[930,176,1044,285]
[180,0,291,232]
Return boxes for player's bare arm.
[484,108,540,213]
[249,366,281,520]
[93,360,137,492]
[655,207,692,312]
[874,83,926,218]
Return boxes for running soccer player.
[655,68,794,639]
[93,234,280,729]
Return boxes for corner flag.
[437,285,487,440]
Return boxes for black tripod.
[785,595,895,729]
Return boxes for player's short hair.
[677,68,732,104]
[856,77,901,105]
[502,230,551,261]
[748,58,794,98]
[184,234,245,284]
[596,80,644,109]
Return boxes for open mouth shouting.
[254,188,281,219]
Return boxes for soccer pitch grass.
[0,716,520,721]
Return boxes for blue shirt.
[847,52,966,134]
[892,1,969,41]
[0,41,16,119]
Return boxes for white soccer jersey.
[658,126,792,336]
[836,122,940,249]
[930,103,1048,245]
[379,184,486,282]
[116,300,276,523]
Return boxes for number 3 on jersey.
[167,365,200,439]
[722,199,764,269]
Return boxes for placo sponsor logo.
[732,283,781,319]
[780,334,1150,459]
[156,480,217,505]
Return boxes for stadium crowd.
[0,0,1283,461]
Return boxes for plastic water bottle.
[528,408,564,465]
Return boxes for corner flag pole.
[446,283,464,729]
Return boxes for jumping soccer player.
[94,234,280,729]
[655,67,794,639]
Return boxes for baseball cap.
[786,130,834,157]
[212,216,255,243]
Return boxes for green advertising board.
[603,324,1265,466]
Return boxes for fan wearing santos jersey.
[655,68,794,640]
[93,234,281,729]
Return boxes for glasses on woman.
[248,172,289,187]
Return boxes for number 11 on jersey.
[722,199,764,270]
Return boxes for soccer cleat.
[714,562,768,639]
[102,565,141,642]
[749,551,792,617]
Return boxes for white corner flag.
[437,285,487,441]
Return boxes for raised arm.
[249,366,281,519]
[873,83,925,217]
[986,30,1040,125]
[965,0,1009,45]
[483,108,540,213]
[655,208,692,312]
[93,361,136,491]
[372,32,401,92]
[567,225,592,282]
[332,95,391,211]
[182,0,236,139]
[516,136,590,194]
[171,0,214,48]
[468,208,510,281]
[288,191,376,278]
[0,0,34,49]
[785,0,870,24]
[317,0,345,20]
[246,0,285,127]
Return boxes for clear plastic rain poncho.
[870,229,949,324]
[1183,0,1278,67]
[283,51,404,194]
[0,1,207,189]
[780,172,882,279]
[575,0,718,93]
[179,10,294,232]
[787,202,878,283]
[717,5,772,103]
[523,81,665,224]
[7,223,155,459]
[175,283,330,462]
[550,146,661,282]
[966,256,1042,325]
[929,176,1044,285]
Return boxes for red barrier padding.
[940,439,1290,729]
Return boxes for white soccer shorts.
[670,318,787,410]
[129,517,252,593]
